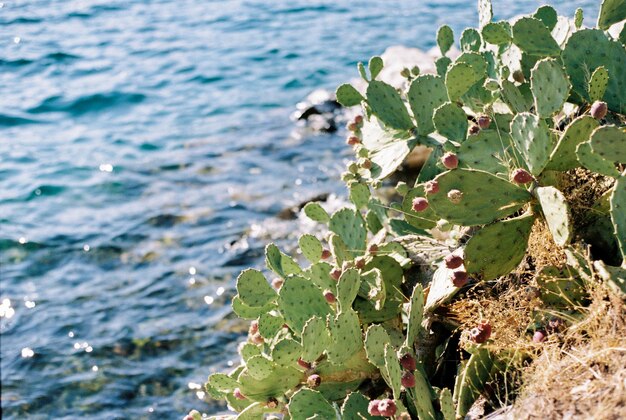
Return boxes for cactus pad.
[303,202,330,223]
[546,116,599,171]
[425,260,463,312]
[465,213,534,280]
[427,169,532,226]
[240,343,261,362]
[330,208,366,255]
[510,112,553,175]
[433,102,469,142]
[341,392,377,420]
[446,62,482,101]
[610,176,626,261]
[482,21,512,45]
[288,388,336,419]
[437,25,454,55]
[336,83,364,107]
[598,0,626,30]
[535,265,587,308]
[369,56,384,80]
[530,58,571,117]
[278,276,331,332]
[439,388,455,420]
[512,17,561,57]
[478,0,493,28]
[301,316,330,363]
[436,56,452,77]
[258,312,286,339]
[328,310,363,365]
[330,233,352,266]
[500,80,531,113]
[589,125,626,165]
[457,129,513,175]
[406,284,425,347]
[364,324,391,369]
[349,182,371,209]
[460,28,482,52]
[232,296,275,320]
[384,343,403,398]
[412,367,437,420]
[304,262,337,293]
[236,269,277,307]
[588,66,609,102]
[366,80,414,130]
[454,348,497,418]
[298,234,323,263]
[536,186,572,247]
[401,186,437,230]
[533,5,558,30]
[576,141,620,177]
[266,243,303,278]
[207,373,239,394]
[246,355,275,380]
[337,268,361,313]
[408,75,448,135]
[271,338,302,367]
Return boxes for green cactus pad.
[236,402,267,420]
[437,25,454,55]
[265,244,303,279]
[402,185,438,230]
[510,112,553,175]
[436,56,452,77]
[482,21,512,45]
[258,312,286,339]
[240,343,261,362]
[575,8,584,28]
[445,62,482,101]
[246,355,275,380]
[358,62,367,81]
[535,265,587,308]
[530,58,571,118]
[278,276,331,332]
[384,343,403,398]
[407,75,448,135]
[478,0,493,28]
[304,262,336,293]
[465,213,534,280]
[546,116,599,171]
[364,324,391,369]
[288,388,336,419]
[454,348,497,418]
[328,309,363,365]
[232,296,275,320]
[301,316,331,363]
[330,233,352,266]
[433,102,469,142]
[270,338,302,367]
[360,117,421,180]
[598,0,626,30]
[349,182,371,209]
[207,373,240,394]
[457,129,512,175]
[610,176,626,261]
[236,269,277,308]
[439,388,455,420]
[500,80,531,113]
[576,141,620,177]
[588,66,609,102]
[298,234,323,263]
[336,84,364,107]
[536,186,572,247]
[337,268,360,313]
[366,80,414,130]
[512,17,561,57]
[427,169,532,226]
[341,392,377,420]
[365,209,383,234]
[460,28,482,52]
[358,268,385,310]
[303,202,330,223]
[417,145,445,184]
[329,208,366,255]
[563,29,626,113]
[594,260,626,296]
[406,284,424,347]
[425,261,461,312]
[412,367,437,420]
[533,5,558,30]
[368,56,384,80]
[589,125,626,164]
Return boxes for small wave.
[0,58,33,68]
[25,185,66,201]
[27,92,147,116]
[0,113,43,127]
[189,75,223,84]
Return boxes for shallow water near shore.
[0,1,599,418]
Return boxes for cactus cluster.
[194,1,625,419]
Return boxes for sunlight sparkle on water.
[83,244,90,252]
[21,347,34,358]
[18,237,27,244]
[99,163,113,172]
[204,296,214,305]
[189,266,197,275]
[25,300,36,309]
[216,287,225,296]
[13,36,20,44]
[0,299,15,319]
[92,366,99,372]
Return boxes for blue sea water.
[0,1,600,418]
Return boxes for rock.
[292,88,341,132]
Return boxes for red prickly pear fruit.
[424,180,439,194]
[451,270,468,287]
[397,413,412,420]
[272,278,284,289]
[478,115,491,129]
[447,189,463,204]
[297,358,311,369]
[368,400,382,416]
[233,388,246,400]
[533,330,547,343]
[346,136,360,145]
[184,416,194,420]
[266,397,278,409]
[590,101,607,119]
[469,125,480,135]
[411,197,429,212]
[354,115,363,125]
[250,332,264,345]
[307,374,322,387]
[368,244,378,255]
[378,399,397,417]
[355,257,366,269]
[511,168,533,184]
[470,322,492,344]
[399,353,416,371]
[347,122,358,131]
[321,249,331,260]
[401,371,416,388]
[441,152,459,169]
[330,268,342,281]
[249,320,259,335]
[445,254,464,269]
[360,158,372,169]
[323,290,336,303]
[512,70,525,83]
